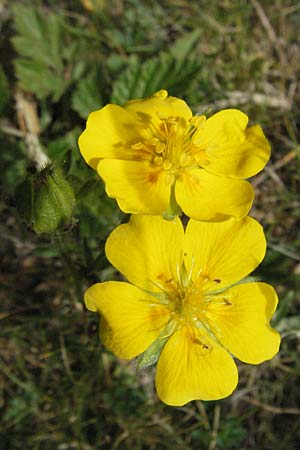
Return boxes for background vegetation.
[1,0,300,449]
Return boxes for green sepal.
[137,335,168,370]
[163,182,182,221]
[137,321,177,370]
[204,276,260,297]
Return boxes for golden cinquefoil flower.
[79,90,270,221]
[85,215,280,406]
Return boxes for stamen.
[163,160,172,170]
[179,153,193,167]
[148,278,173,295]
[175,262,182,288]
[131,141,144,150]
[165,172,175,186]
[204,295,233,306]
[153,156,163,165]
[189,115,206,128]
[156,111,168,121]
[155,141,165,154]
[186,255,195,286]
[149,137,159,146]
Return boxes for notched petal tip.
[205,282,281,365]
[78,104,141,167]
[155,327,238,406]
[84,283,102,312]
[197,109,271,179]
[152,89,168,98]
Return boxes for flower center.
[169,285,202,325]
[152,259,233,336]
[131,114,207,184]
[153,260,204,326]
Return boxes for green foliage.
[217,416,247,449]
[3,380,41,426]
[12,5,67,100]
[75,178,124,241]
[71,68,104,119]
[12,5,91,102]
[0,65,9,115]
[101,0,168,54]
[1,1,300,449]
[0,133,27,195]
[111,31,202,104]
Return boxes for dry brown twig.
[199,90,291,113]
[250,0,288,68]
[243,396,300,415]
[15,90,50,171]
[208,404,221,450]
[253,149,298,188]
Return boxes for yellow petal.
[97,159,171,214]
[194,109,271,178]
[85,281,170,359]
[155,325,238,406]
[184,216,266,292]
[205,282,280,364]
[124,90,192,124]
[105,215,184,293]
[78,104,141,169]
[175,168,254,221]
[99,316,113,350]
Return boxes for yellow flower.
[79,90,270,221]
[85,215,280,406]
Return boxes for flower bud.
[16,165,75,234]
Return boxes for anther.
[165,173,175,186]
[131,141,144,150]
[179,153,193,167]
[202,343,211,350]
[153,156,163,165]
[163,160,172,170]
[166,116,178,124]
[156,111,168,121]
[155,141,165,154]
[189,115,206,128]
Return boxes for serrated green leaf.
[12,5,68,100]
[111,48,202,104]
[14,59,66,100]
[71,69,103,119]
[12,5,63,69]
[170,30,201,60]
